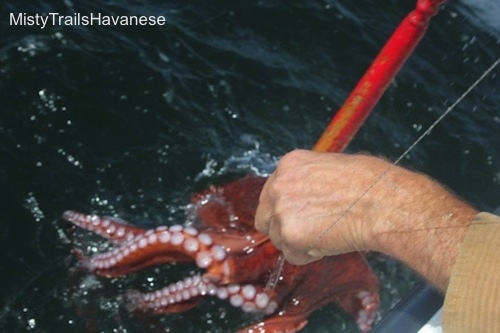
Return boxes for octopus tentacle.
[64,212,230,278]
[356,290,379,332]
[238,315,309,333]
[126,273,277,316]
[63,210,145,243]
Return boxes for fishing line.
[265,57,499,295]
[265,254,285,290]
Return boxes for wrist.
[364,167,477,290]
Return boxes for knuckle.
[279,221,299,245]
[278,149,306,169]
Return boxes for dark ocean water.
[0,1,498,332]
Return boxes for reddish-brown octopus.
[63,175,380,332]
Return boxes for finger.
[268,215,283,251]
[254,175,275,234]
[282,246,321,266]
[254,203,270,234]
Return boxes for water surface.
[1,1,499,332]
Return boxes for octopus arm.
[125,288,204,314]
[273,252,379,333]
[63,210,146,242]
[218,241,282,285]
[238,315,308,333]
[70,223,220,277]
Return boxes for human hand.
[255,150,394,264]
[255,150,477,290]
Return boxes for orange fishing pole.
[313,0,447,152]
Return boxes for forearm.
[366,166,478,291]
[255,150,478,292]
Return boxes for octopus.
[63,175,380,332]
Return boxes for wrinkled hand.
[255,150,477,290]
[255,150,394,264]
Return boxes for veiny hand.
[255,150,478,290]
[255,150,393,264]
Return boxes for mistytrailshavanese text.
[10,12,166,29]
